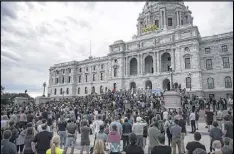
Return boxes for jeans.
[122,135,130,149]
[64,137,76,154]
[180,133,185,153]
[136,135,144,149]
[191,120,196,132]
[58,131,67,148]
[80,145,89,154]
[172,138,182,154]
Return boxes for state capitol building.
[48,1,233,99]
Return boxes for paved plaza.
[62,122,212,154]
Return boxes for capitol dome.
[137,1,193,35]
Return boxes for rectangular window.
[93,66,96,71]
[62,69,65,74]
[85,75,88,82]
[114,68,117,77]
[181,20,183,25]
[101,64,104,69]
[223,57,230,68]
[185,58,191,69]
[79,68,82,72]
[100,73,103,81]
[56,78,59,84]
[205,48,211,54]
[86,67,88,72]
[168,18,172,26]
[155,20,159,27]
[68,68,71,73]
[206,59,213,70]
[78,88,80,94]
[68,76,71,83]
[78,76,81,83]
[222,45,228,52]
[93,74,96,81]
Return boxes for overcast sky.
[1,2,233,98]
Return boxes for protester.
[64,118,77,154]
[23,127,35,154]
[80,120,90,154]
[121,133,144,154]
[32,124,53,154]
[151,134,171,154]
[132,117,147,149]
[186,132,206,154]
[57,116,67,148]
[147,120,161,153]
[171,119,182,154]
[107,124,121,154]
[46,135,63,154]
[93,140,105,154]
[164,116,174,146]
[210,121,223,152]
[122,118,132,149]
[1,130,17,154]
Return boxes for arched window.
[100,86,103,93]
[60,88,63,95]
[85,87,88,94]
[78,88,80,94]
[105,87,108,92]
[92,86,95,94]
[54,89,57,95]
[66,88,69,94]
[207,78,214,89]
[114,68,117,77]
[225,76,232,88]
[186,77,191,88]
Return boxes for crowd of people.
[1,89,233,154]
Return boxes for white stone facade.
[48,2,233,100]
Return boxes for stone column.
[153,52,156,74]
[163,10,167,29]
[176,11,179,27]
[171,49,175,71]
[173,49,176,71]
[142,55,145,74]
[138,55,140,75]
[141,54,143,74]
[158,51,161,72]
[160,10,163,29]
[179,11,181,25]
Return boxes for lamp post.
[42,82,46,97]
[169,66,174,90]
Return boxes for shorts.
[65,137,76,148]
[207,121,213,125]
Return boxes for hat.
[136,117,141,122]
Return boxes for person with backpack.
[164,116,174,146]
[7,120,19,144]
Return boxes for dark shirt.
[122,122,132,135]
[224,121,233,139]
[80,126,90,145]
[1,139,17,154]
[42,111,48,119]
[27,114,34,123]
[24,135,34,152]
[66,122,77,135]
[206,111,214,121]
[33,131,53,152]
[57,121,67,131]
[178,119,186,133]
[186,141,206,154]
[123,143,144,154]
[151,145,171,154]
[210,127,223,140]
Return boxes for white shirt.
[189,112,196,121]
[92,120,104,134]
[163,111,168,120]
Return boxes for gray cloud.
[1,2,18,20]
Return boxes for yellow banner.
[142,24,158,33]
